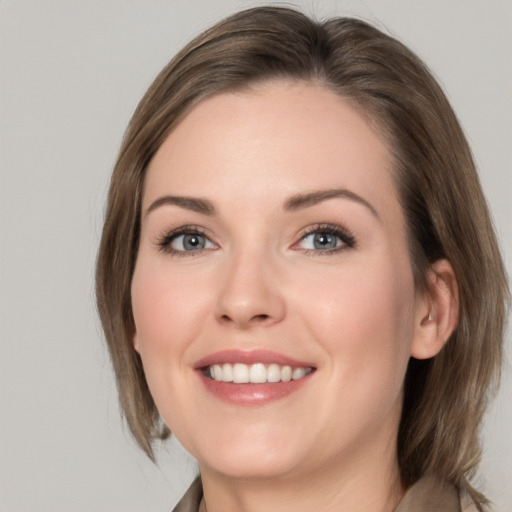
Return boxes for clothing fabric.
[172,474,478,512]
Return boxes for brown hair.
[96,6,509,508]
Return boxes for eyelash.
[157,225,213,257]
[294,223,356,255]
[156,223,356,256]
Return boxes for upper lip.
[194,349,315,369]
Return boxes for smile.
[207,363,313,383]
[195,350,316,405]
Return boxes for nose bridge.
[215,243,285,328]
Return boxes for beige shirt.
[172,475,478,512]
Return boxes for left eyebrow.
[283,188,380,220]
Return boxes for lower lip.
[198,372,313,405]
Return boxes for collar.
[173,474,463,512]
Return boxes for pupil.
[184,234,205,250]
[314,233,336,249]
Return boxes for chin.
[190,426,308,480]
[201,452,303,481]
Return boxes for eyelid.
[155,222,355,256]
[156,225,218,255]
[292,223,356,253]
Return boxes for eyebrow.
[145,196,216,216]
[145,188,379,219]
[284,188,379,219]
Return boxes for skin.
[131,81,458,512]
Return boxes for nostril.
[219,313,271,325]
[252,314,270,322]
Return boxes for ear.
[410,259,459,360]
[133,331,141,353]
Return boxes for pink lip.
[194,350,315,406]
[194,349,313,369]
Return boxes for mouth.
[204,363,313,383]
[194,350,316,405]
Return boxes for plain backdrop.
[0,0,511,511]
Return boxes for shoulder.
[395,474,479,512]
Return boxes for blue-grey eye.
[171,233,213,251]
[312,232,338,249]
[297,230,347,251]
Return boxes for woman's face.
[131,81,424,482]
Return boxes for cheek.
[131,261,210,355]
[130,269,178,406]
[130,261,209,426]
[297,255,416,396]
[132,272,174,354]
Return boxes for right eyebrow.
[145,195,216,217]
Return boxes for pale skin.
[131,81,459,512]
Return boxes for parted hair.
[96,6,509,509]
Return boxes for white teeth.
[249,363,267,383]
[207,363,312,383]
[281,365,292,382]
[233,363,249,383]
[292,367,307,380]
[212,364,223,381]
[267,363,281,383]
[222,363,233,382]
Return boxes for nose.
[215,251,286,329]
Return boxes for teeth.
[267,363,281,383]
[233,363,249,383]
[212,365,223,381]
[207,363,312,383]
[281,365,292,382]
[249,363,267,383]
[222,363,233,382]
[292,367,307,380]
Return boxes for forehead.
[144,81,400,222]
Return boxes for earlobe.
[133,331,140,353]
[410,259,459,360]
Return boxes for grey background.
[0,0,510,510]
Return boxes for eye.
[302,232,340,250]
[158,227,216,255]
[294,224,355,253]
[172,233,214,251]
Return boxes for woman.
[96,6,509,511]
